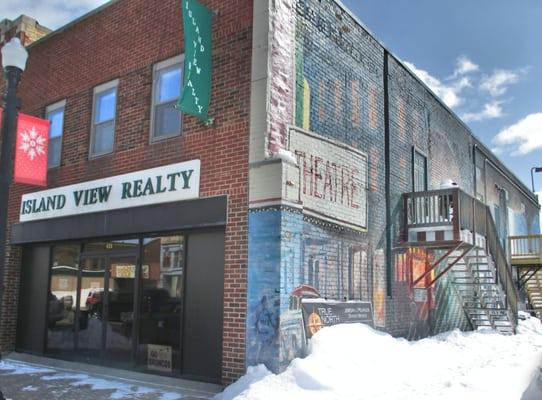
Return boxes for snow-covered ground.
[0,360,214,399]
[217,315,542,400]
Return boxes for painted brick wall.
[0,0,252,384]
[386,56,476,335]
[292,0,388,328]
[248,0,538,370]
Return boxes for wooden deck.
[510,235,542,266]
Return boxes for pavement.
[0,353,223,400]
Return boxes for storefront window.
[84,239,139,253]
[47,244,80,355]
[138,235,184,374]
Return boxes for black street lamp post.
[531,167,542,193]
[0,38,28,348]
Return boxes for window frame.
[45,99,66,169]
[150,54,184,143]
[90,79,119,158]
[412,146,428,192]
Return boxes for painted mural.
[247,206,371,371]
[247,0,540,374]
[246,209,281,371]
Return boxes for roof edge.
[27,0,121,50]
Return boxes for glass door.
[105,254,137,367]
[76,253,137,367]
[77,256,107,362]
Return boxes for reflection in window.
[151,56,183,140]
[84,239,139,253]
[138,235,184,373]
[91,81,118,157]
[47,244,80,355]
[46,101,65,168]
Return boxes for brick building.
[0,0,539,386]
[0,15,51,47]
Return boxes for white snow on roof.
[216,317,542,400]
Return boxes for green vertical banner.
[177,0,214,121]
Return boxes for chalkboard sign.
[301,299,373,338]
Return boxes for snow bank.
[216,317,542,400]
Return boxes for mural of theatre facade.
[247,0,540,373]
[248,0,387,372]
[247,128,374,372]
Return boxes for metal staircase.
[524,270,542,316]
[403,188,518,334]
[450,248,515,334]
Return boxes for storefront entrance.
[18,231,224,382]
[76,252,138,367]
[15,196,227,383]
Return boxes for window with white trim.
[151,55,183,141]
[413,148,427,192]
[90,80,118,157]
[46,100,65,168]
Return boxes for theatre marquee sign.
[19,160,200,222]
[286,127,368,231]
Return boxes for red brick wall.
[0,0,252,384]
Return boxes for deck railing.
[404,188,458,238]
[404,188,518,329]
[509,235,542,260]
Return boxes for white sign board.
[286,128,368,230]
[19,160,200,222]
[147,344,172,373]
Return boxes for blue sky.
[341,0,542,191]
[2,1,541,190]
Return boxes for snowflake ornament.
[19,126,46,161]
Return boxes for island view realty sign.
[19,160,200,222]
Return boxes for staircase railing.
[404,188,459,240]
[486,211,518,329]
[404,188,518,330]
[509,234,542,268]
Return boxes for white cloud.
[480,69,521,97]
[462,101,504,122]
[403,57,526,123]
[493,113,542,155]
[403,61,465,108]
[0,1,109,30]
[452,55,479,78]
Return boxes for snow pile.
[217,317,542,400]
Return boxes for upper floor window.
[91,79,118,157]
[46,100,65,168]
[151,55,183,141]
[413,148,427,192]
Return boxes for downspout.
[383,50,392,297]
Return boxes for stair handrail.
[484,204,518,330]
[458,191,517,331]
[403,189,518,330]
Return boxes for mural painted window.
[350,246,369,300]
[412,148,427,192]
[151,55,183,141]
[475,165,485,202]
[45,100,65,168]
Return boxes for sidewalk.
[0,353,222,400]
